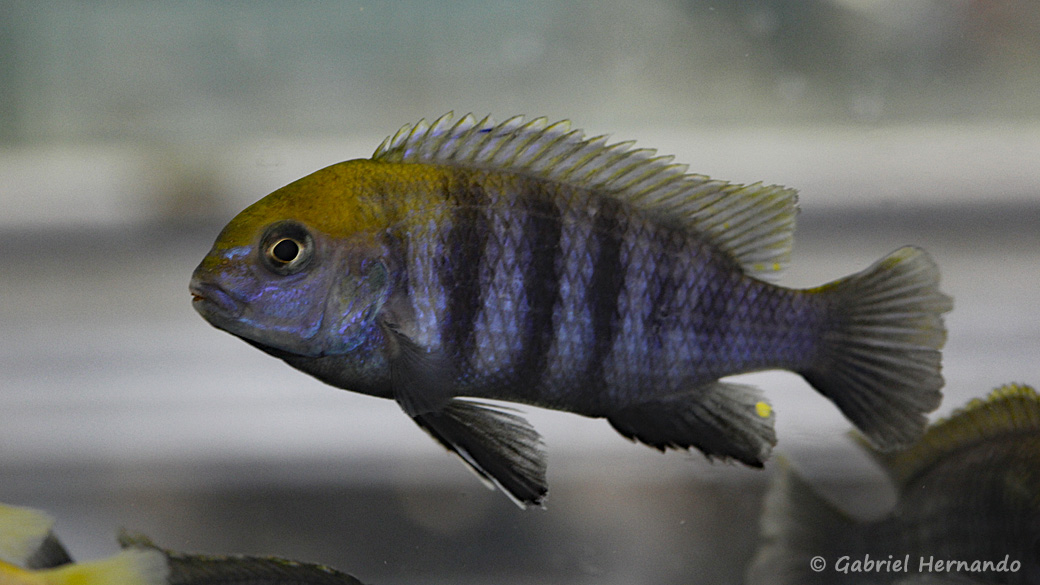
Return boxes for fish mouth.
[189,281,243,319]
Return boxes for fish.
[117,532,368,585]
[190,112,952,507]
[747,383,1040,585]
[0,504,167,585]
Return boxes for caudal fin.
[746,459,858,585]
[802,246,952,450]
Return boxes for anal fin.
[413,400,548,508]
[607,381,777,467]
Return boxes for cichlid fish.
[190,113,952,507]
[748,383,1040,585]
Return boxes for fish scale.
[542,202,597,407]
[190,113,952,507]
[471,191,530,380]
[510,186,562,386]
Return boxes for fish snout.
[189,278,243,320]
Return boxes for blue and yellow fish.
[190,113,952,506]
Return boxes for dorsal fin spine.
[504,117,551,166]
[582,140,638,184]
[438,114,477,159]
[610,153,668,190]
[554,135,609,181]
[530,121,574,158]
[451,114,491,161]
[537,128,585,169]
[602,148,658,187]
[483,115,525,164]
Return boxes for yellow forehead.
[213,159,455,248]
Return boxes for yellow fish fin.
[40,549,168,585]
[373,112,797,282]
[854,383,1040,487]
[0,504,55,566]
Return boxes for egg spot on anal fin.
[756,401,772,419]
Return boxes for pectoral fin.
[412,400,548,508]
[384,326,548,507]
[386,325,455,417]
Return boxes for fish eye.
[260,221,314,275]
[271,238,301,263]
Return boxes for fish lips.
[189,280,244,322]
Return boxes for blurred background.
[1,1,1039,584]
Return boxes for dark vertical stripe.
[513,180,563,385]
[438,172,490,371]
[584,197,626,389]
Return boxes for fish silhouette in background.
[191,113,952,507]
[117,532,368,585]
[748,383,1040,585]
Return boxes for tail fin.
[801,246,952,450]
[746,459,858,585]
[43,549,168,585]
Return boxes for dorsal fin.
[373,112,798,280]
[857,383,1040,487]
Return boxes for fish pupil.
[271,238,300,263]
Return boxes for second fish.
[190,113,953,507]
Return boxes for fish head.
[190,165,396,359]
